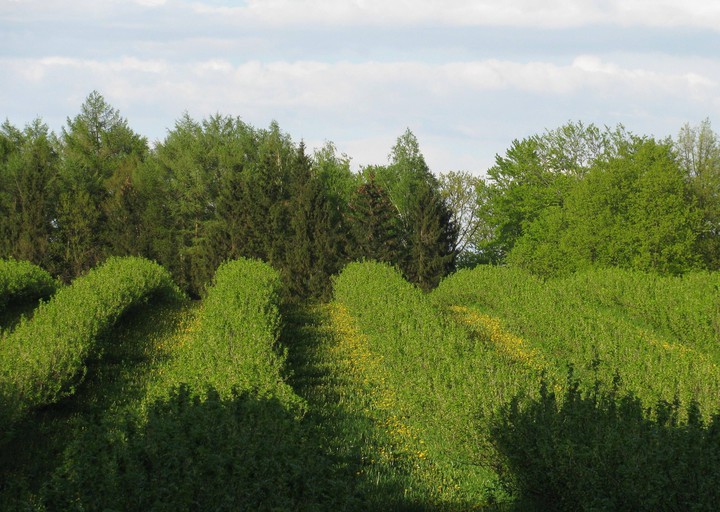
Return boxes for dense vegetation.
[3,94,720,509]
[42,258,339,511]
[4,93,720,300]
[0,259,57,314]
[0,256,182,441]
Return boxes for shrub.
[0,256,183,438]
[0,259,58,313]
[491,372,720,511]
[146,257,301,407]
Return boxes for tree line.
[0,92,456,299]
[2,92,718,297]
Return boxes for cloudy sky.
[2,0,719,174]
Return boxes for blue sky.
[2,0,719,174]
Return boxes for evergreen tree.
[146,113,257,294]
[55,91,147,279]
[0,119,59,268]
[244,121,295,268]
[347,171,403,266]
[403,179,458,291]
[284,143,347,300]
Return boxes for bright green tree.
[481,122,634,263]
[373,128,434,219]
[508,137,702,276]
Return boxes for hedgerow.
[333,260,523,506]
[433,265,720,415]
[146,257,302,407]
[0,256,183,438]
[0,259,58,313]
[492,372,720,511]
[42,259,349,511]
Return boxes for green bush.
[0,256,183,437]
[0,259,58,313]
[491,372,720,511]
[333,261,512,504]
[43,259,352,511]
[146,257,301,407]
[45,385,334,512]
[433,266,720,415]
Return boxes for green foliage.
[0,259,58,313]
[284,144,348,301]
[373,128,433,219]
[0,119,59,269]
[559,268,720,357]
[347,171,403,266]
[480,122,639,265]
[147,258,301,407]
[41,259,353,511]
[437,170,489,262]
[312,141,358,209]
[481,136,572,261]
[402,179,458,291]
[54,91,149,280]
[45,386,332,512]
[0,257,183,437]
[675,119,720,269]
[333,261,512,505]
[141,113,260,294]
[492,372,720,511]
[434,265,720,415]
[508,137,702,277]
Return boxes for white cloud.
[186,0,720,29]
[3,54,718,165]
[3,0,720,30]
[3,55,717,116]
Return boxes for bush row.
[433,265,720,414]
[145,257,302,407]
[493,372,720,511]
[43,259,342,511]
[333,261,521,505]
[0,256,183,437]
[0,259,58,313]
[561,268,720,357]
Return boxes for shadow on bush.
[43,385,361,511]
[490,371,720,511]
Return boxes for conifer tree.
[284,142,346,300]
[403,179,458,291]
[55,91,147,279]
[0,119,58,268]
[347,171,403,266]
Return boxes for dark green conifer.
[347,171,403,266]
[403,179,458,291]
[284,142,346,300]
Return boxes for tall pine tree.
[347,171,403,266]
[403,179,458,291]
[284,142,347,300]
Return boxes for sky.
[1,0,720,175]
